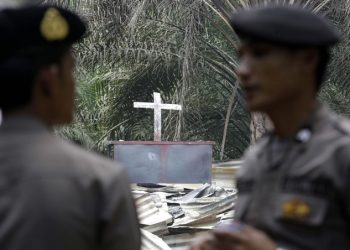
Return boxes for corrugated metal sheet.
[212,160,241,189]
[163,233,197,250]
[141,229,171,250]
[134,191,173,226]
[134,183,237,249]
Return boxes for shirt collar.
[0,114,50,133]
[264,102,330,143]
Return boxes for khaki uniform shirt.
[0,115,141,250]
[235,105,350,250]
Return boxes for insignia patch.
[40,8,69,41]
[282,198,311,221]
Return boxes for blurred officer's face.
[236,41,316,112]
[31,49,76,126]
[54,51,76,124]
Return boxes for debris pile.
[133,183,236,250]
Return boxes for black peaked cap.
[0,5,86,55]
[230,5,340,47]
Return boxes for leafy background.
[15,0,350,160]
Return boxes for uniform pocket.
[275,193,328,226]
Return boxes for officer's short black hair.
[283,46,329,91]
[0,5,86,113]
[229,5,340,91]
[1,45,71,113]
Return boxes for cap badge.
[40,8,69,41]
[282,198,311,221]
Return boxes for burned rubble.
[134,182,237,250]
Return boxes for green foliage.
[40,0,251,160]
[319,82,350,117]
[37,0,350,160]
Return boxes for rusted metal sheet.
[111,141,214,183]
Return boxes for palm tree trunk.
[220,85,237,160]
[250,112,269,144]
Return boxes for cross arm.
[160,104,182,110]
[133,102,156,109]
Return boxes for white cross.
[134,92,182,141]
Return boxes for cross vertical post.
[153,92,162,141]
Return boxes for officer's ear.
[35,65,60,98]
[299,48,319,75]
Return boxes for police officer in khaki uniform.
[0,5,140,250]
[191,4,349,250]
